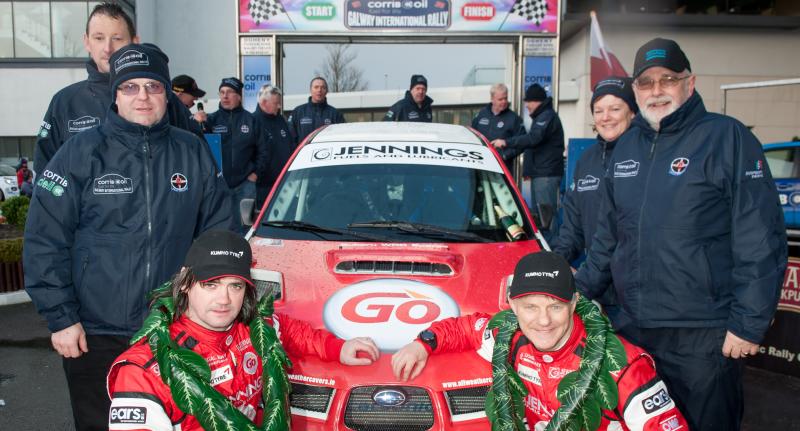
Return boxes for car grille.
[445,385,489,419]
[344,386,434,431]
[335,260,453,276]
[289,382,335,417]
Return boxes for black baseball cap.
[523,83,548,102]
[184,230,253,286]
[633,38,691,78]
[172,74,206,98]
[509,252,575,302]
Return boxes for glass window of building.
[12,1,52,58]
[52,2,87,57]
[0,3,12,57]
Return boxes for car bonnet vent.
[335,260,453,276]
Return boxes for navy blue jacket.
[34,60,203,171]
[205,104,267,189]
[24,107,233,336]
[288,97,345,144]
[383,91,433,122]
[471,103,525,169]
[253,105,296,209]
[507,98,564,178]
[575,92,787,343]
[552,136,616,262]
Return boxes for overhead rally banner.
[239,0,558,33]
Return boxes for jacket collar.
[404,90,433,109]
[217,103,244,114]
[173,316,241,352]
[307,96,329,108]
[254,104,280,119]
[486,102,511,117]
[633,91,706,136]
[103,105,171,144]
[520,314,584,364]
[529,97,553,118]
[86,59,110,85]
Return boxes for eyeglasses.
[633,75,690,91]
[117,81,165,96]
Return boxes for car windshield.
[764,146,800,179]
[257,161,532,242]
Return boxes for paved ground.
[1,300,799,430]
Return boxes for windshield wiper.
[262,220,389,241]
[348,220,492,243]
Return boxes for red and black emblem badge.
[669,158,689,176]
[170,173,188,192]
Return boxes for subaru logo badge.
[372,388,407,407]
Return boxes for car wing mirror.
[240,198,255,227]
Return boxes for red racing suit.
[425,313,689,431]
[107,315,344,431]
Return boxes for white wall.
[0,67,85,136]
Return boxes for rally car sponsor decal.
[290,141,504,174]
[288,373,336,386]
[441,376,492,389]
[323,278,459,351]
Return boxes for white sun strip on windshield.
[289,142,504,174]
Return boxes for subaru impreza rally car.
[248,122,544,430]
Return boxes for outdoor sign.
[241,55,272,112]
[747,257,800,377]
[238,0,558,33]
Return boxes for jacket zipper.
[637,131,658,306]
[143,131,153,299]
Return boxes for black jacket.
[383,91,433,122]
[507,98,564,178]
[253,105,296,209]
[552,136,616,262]
[471,103,525,169]
[288,97,345,144]
[24,107,233,336]
[205,104,267,189]
[34,60,203,171]
[575,92,787,343]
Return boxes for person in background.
[171,74,206,109]
[16,158,30,188]
[288,77,345,144]
[384,74,434,122]
[551,76,637,331]
[253,84,296,215]
[471,83,525,173]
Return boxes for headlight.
[3,178,14,185]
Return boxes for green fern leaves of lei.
[484,296,628,431]
[131,282,293,431]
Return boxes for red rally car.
[247,122,544,430]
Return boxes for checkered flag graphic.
[510,0,548,26]
[248,0,285,25]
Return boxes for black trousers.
[62,334,130,431]
[617,326,744,431]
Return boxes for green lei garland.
[130,282,292,431]
[484,296,629,431]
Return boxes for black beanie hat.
[410,74,428,90]
[523,83,548,102]
[109,43,170,102]
[509,252,575,302]
[633,38,691,78]
[590,77,638,114]
[219,77,244,96]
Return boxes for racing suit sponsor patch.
[210,364,234,386]
[623,381,675,430]
[93,174,133,195]
[243,351,259,375]
[109,406,147,424]
[517,364,542,386]
[614,159,640,178]
[659,414,685,431]
[476,326,495,361]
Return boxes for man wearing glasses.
[24,43,233,431]
[575,38,787,431]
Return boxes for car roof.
[763,141,800,150]
[309,122,485,146]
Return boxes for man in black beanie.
[24,42,233,431]
[576,37,787,431]
[204,77,268,232]
[492,83,565,241]
[383,74,434,122]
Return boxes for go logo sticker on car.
[323,279,459,352]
